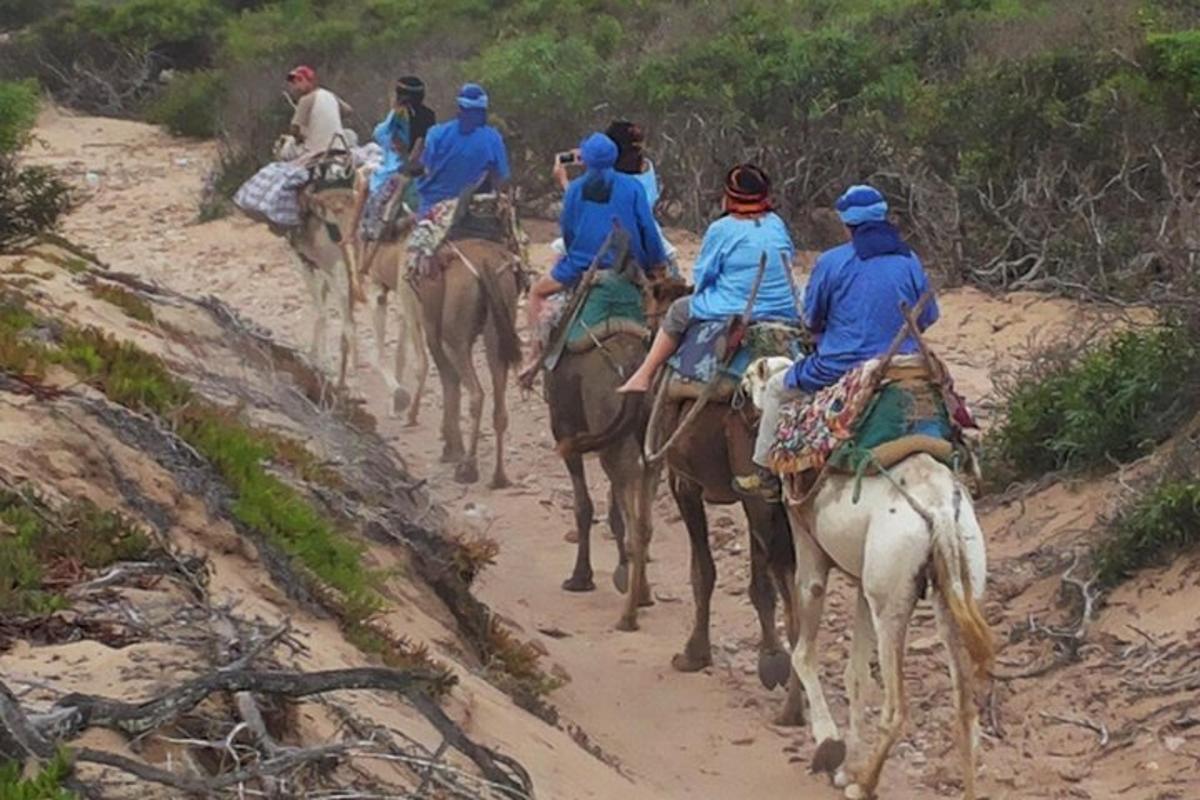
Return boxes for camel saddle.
[561,270,649,355]
[662,319,809,403]
[772,356,976,504]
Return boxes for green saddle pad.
[566,272,645,345]
[827,380,954,474]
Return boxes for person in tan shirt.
[283,65,353,158]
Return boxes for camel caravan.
[233,68,993,799]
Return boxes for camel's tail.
[930,492,994,681]
[556,392,645,458]
[477,262,522,367]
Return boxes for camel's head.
[642,272,692,330]
[741,357,792,411]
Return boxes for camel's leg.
[789,524,843,775]
[609,484,629,594]
[761,502,806,726]
[836,591,876,790]
[298,259,329,367]
[934,590,980,800]
[746,503,787,687]
[337,252,358,389]
[372,286,408,416]
[483,325,511,489]
[403,288,428,427]
[670,474,715,672]
[561,453,595,593]
[371,286,393,387]
[613,475,649,632]
[421,293,463,462]
[443,331,484,485]
[765,503,799,645]
[847,578,919,800]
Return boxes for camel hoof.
[562,575,595,593]
[774,704,806,728]
[671,651,712,673]
[612,563,629,594]
[391,389,412,416]
[489,474,512,490]
[757,649,792,690]
[404,416,420,428]
[454,461,479,484]
[615,616,638,632]
[811,738,847,777]
[843,785,867,800]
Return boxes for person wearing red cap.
[283,65,353,159]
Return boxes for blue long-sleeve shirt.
[369,112,410,194]
[786,241,939,392]
[416,119,510,212]
[551,170,666,285]
[689,212,798,321]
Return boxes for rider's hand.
[552,159,569,192]
[404,161,426,177]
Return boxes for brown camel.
[647,369,807,725]
[547,263,684,631]
[415,238,523,486]
[354,227,428,426]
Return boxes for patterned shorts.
[406,198,459,279]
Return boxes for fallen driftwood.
[1,666,534,798]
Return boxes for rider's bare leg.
[617,327,678,394]
[519,273,565,383]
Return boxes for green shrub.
[0,161,71,253]
[1094,453,1200,587]
[89,283,155,323]
[1145,29,1200,105]
[0,489,153,614]
[0,80,39,155]
[64,0,227,65]
[0,750,76,800]
[988,325,1200,482]
[147,70,225,138]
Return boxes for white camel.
[744,357,993,800]
[290,186,360,389]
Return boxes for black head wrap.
[395,75,425,106]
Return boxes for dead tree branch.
[43,667,443,740]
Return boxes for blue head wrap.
[579,132,617,203]
[836,185,911,259]
[836,184,888,226]
[457,83,489,134]
[581,133,617,170]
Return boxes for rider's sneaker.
[732,466,782,503]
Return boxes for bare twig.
[1038,711,1110,747]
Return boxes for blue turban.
[580,132,617,170]
[836,184,888,226]
[456,83,489,133]
[457,83,489,109]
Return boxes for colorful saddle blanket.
[770,354,976,477]
[667,318,808,384]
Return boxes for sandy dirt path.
[28,107,1192,800]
